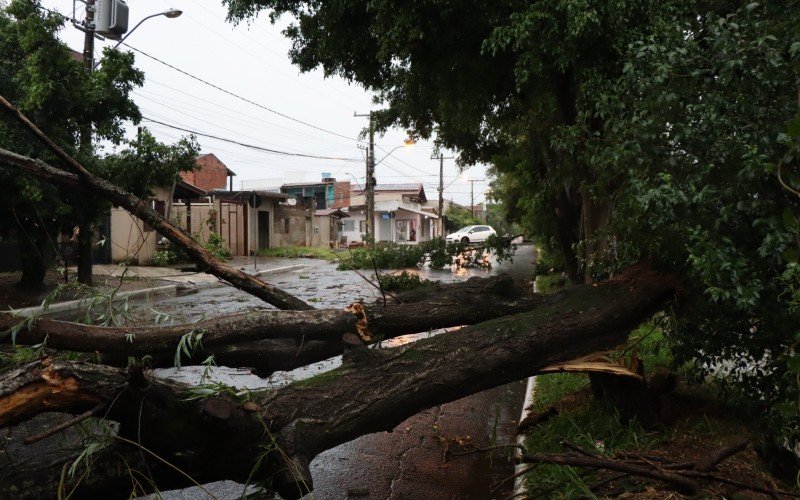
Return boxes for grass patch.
[257,246,339,260]
[534,273,568,294]
[520,322,793,497]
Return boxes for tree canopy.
[0,0,198,287]
[224,0,800,448]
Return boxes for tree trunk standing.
[581,195,612,284]
[17,232,47,291]
[0,264,678,499]
[553,188,582,282]
[76,223,93,285]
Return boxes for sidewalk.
[8,261,306,318]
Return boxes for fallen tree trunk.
[0,264,677,499]
[1,275,542,374]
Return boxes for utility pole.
[468,178,485,218]
[431,152,453,237]
[354,111,375,241]
[76,0,96,285]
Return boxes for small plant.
[202,232,231,261]
[151,249,179,267]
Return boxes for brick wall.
[181,154,229,191]
[333,181,351,208]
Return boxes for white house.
[340,184,438,245]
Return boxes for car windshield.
[456,226,476,233]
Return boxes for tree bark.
[17,232,48,292]
[553,188,582,282]
[1,275,542,374]
[0,144,310,311]
[0,264,677,499]
[76,223,93,285]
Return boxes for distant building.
[181,153,236,192]
[343,183,438,244]
[280,174,351,210]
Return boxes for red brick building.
[181,153,236,192]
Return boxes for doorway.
[258,211,270,249]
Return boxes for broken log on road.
[1,275,543,374]
[0,264,678,499]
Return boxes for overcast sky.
[37,0,490,207]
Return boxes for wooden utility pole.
[354,111,375,241]
[76,0,96,285]
[431,152,453,237]
[468,178,484,218]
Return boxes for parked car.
[445,225,496,243]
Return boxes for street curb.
[9,264,308,318]
[514,375,537,496]
[9,284,179,318]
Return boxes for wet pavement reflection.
[131,244,535,498]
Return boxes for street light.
[375,138,415,166]
[92,8,183,69]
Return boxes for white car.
[446,225,496,244]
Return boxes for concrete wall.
[271,206,334,248]
[110,207,157,264]
[109,186,173,264]
[173,200,246,257]
[273,207,312,248]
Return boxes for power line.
[123,42,359,142]
[141,116,361,162]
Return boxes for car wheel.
[461,236,469,243]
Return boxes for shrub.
[150,250,178,267]
[379,271,438,292]
[338,242,426,270]
[202,232,231,261]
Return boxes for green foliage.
[150,249,179,267]
[378,271,437,292]
[0,0,197,288]
[524,375,659,496]
[336,236,515,271]
[174,330,204,368]
[338,242,427,270]
[443,206,481,233]
[202,232,231,261]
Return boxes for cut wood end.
[345,302,372,341]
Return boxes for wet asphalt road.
[82,244,537,499]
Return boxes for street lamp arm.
[92,9,182,70]
[375,139,414,166]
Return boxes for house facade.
[341,183,438,245]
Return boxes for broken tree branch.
[2,275,542,374]
[0,135,310,311]
[0,263,678,499]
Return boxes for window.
[283,218,290,234]
[342,220,355,232]
[359,220,365,233]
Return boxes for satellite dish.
[287,198,297,206]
